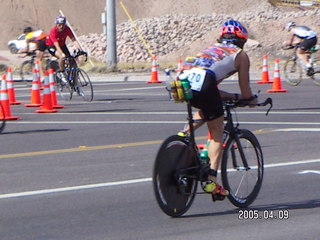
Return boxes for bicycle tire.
[153,135,198,217]
[221,129,263,208]
[283,59,302,86]
[0,102,6,133]
[311,59,320,86]
[20,60,35,83]
[75,68,93,101]
[54,72,72,101]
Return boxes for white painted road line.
[17,111,320,115]
[298,170,320,175]
[6,121,320,125]
[0,158,319,200]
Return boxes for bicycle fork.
[229,131,250,171]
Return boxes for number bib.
[187,68,207,92]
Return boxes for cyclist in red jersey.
[46,16,81,79]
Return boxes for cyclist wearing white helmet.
[46,16,82,79]
[283,21,317,76]
[178,19,257,201]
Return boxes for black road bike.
[153,96,272,217]
[55,50,93,102]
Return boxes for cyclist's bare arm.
[235,51,257,106]
[219,90,238,100]
[70,37,81,51]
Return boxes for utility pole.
[106,0,117,71]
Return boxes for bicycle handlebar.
[73,50,88,61]
[63,50,88,62]
[19,51,36,57]
[224,95,273,116]
[281,43,299,50]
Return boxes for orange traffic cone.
[7,67,22,105]
[257,55,272,84]
[147,55,162,83]
[48,69,64,109]
[36,72,57,113]
[35,59,43,89]
[267,59,287,93]
[25,69,42,107]
[176,59,183,76]
[0,74,20,120]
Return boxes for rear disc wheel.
[153,135,198,217]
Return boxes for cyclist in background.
[178,19,257,201]
[46,16,82,82]
[19,27,48,80]
[283,21,317,76]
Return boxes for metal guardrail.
[269,0,320,7]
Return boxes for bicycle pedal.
[211,193,226,202]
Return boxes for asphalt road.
[0,73,320,240]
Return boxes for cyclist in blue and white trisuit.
[178,19,257,201]
[284,21,317,76]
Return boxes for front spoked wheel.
[311,59,320,86]
[221,129,263,208]
[54,73,72,101]
[283,59,302,86]
[74,69,93,101]
[153,135,198,217]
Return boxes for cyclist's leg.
[178,110,205,136]
[207,116,224,173]
[192,70,228,198]
[47,46,63,71]
[299,38,317,69]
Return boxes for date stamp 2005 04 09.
[238,209,289,220]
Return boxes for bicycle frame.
[64,51,88,86]
[286,43,317,67]
[173,100,215,192]
[65,58,78,86]
[179,97,272,175]
[55,50,93,102]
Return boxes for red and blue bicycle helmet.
[55,16,66,24]
[220,19,248,40]
[219,19,248,48]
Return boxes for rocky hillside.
[70,1,320,65]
